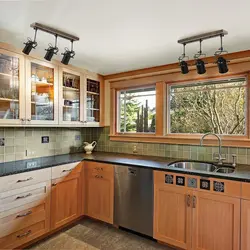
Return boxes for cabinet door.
[86,173,114,224]
[241,199,250,250]
[0,49,25,125]
[154,184,191,250]
[59,68,84,125]
[51,173,82,230]
[192,191,240,250]
[25,58,58,125]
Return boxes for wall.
[84,127,250,165]
[0,127,83,163]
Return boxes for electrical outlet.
[75,135,81,141]
[41,136,49,143]
[133,145,138,154]
[26,161,38,168]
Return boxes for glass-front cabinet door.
[59,68,83,125]
[84,78,101,126]
[0,49,25,125]
[26,59,58,125]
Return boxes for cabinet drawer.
[0,203,46,238]
[51,162,82,179]
[85,162,113,174]
[0,221,47,249]
[0,168,51,193]
[0,182,49,213]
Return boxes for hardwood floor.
[28,218,174,250]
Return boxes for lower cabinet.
[85,162,114,224]
[154,171,241,250]
[241,199,250,250]
[50,172,82,230]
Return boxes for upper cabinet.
[0,46,104,127]
[0,49,25,125]
[26,58,59,125]
[59,68,84,125]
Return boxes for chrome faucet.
[200,133,225,165]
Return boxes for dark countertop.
[1,151,250,182]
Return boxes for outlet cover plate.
[41,136,49,143]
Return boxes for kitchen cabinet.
[59,68,84,125]
[241,200,250,250]
[192,191,240,250]
[85,162,114,224]
[50,164,83,230]
[153,171,240,250]
[0,49,26,125]
[25,58,59,125]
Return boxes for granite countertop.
[1,151,250,182]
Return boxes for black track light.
[61,40,75,65]
[196,59,206,74]
[22,28,38,55]
[179,44,189,74]
[215,35,229,74]
[216,56,228,74]
[44,35,59,61]
[194,40,206,75]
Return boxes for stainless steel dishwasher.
[114,165,153,237]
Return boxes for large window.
[169,77,247,135]
[117,87,156,133]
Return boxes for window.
[168,77,247,135]
[117,87,156,133]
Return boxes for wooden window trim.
[110,61,250,147]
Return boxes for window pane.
[118,87,156,133]
[169,78,247,135]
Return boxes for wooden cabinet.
[85,162,114,224]
[50,165,83,230]
[154,171,241,250]
[154,184,191,249]
[241,200,250,250]
[192,191,240,250]
[0,49,25,125]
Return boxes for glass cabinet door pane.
[87,79,100,122]
[62,72,80,121]
[0,53,20,120]
[31,63,54,121]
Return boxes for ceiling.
[0,0,250,75]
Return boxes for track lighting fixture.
[44,35,59,61]
[22,28,38,55]
[179,44,189,74]
[194,40,206,75]
[61,40,75,65]
[214,35,228,74]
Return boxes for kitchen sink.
[168,161,235,174]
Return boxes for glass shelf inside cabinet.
[63,72,80,121]
[87,79,100,122]
[31,63,54,121]
[0,54,20,120]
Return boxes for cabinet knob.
[20,118,25,122]
[52,183,57,186]
[27,119,31,122]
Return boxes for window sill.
[109,134,250,147]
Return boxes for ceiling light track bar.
[30,22,79,42]
[178,29,228,45]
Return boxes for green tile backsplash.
[82,126,250,165]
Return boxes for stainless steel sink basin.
[168,161,235,174]
[168,161,217,172]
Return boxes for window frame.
[109,72,250,147]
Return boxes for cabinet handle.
[20,118,25,122]
[95,167,103,171]
[62,168,73,172]
[192,196,197,208]
[186,194,191,207]
[16,210,32,218]
[16,193,32,200]
[52,183,57,186]
[17,177,33,183]
[27,119,31,122]
[17,230,31,238]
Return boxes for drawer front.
[242,183,250,199]
[51,162,82,179]
[154,170,241,197]
[0,182,49,213]
[0,221,47,249]
[0,203,46,238]
[0,168,51,193]
[85,162,113,174]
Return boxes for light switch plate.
[75,135,81,141]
